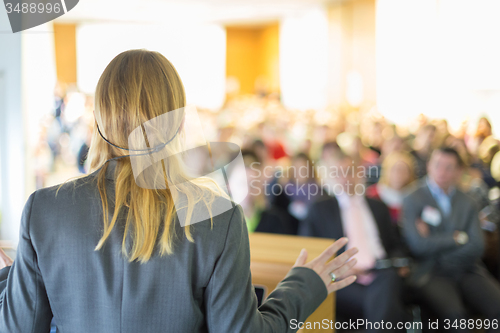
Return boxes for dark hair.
[291,152,315,180]
[321,141,340,154]
[421,124,437,133]
[251,139,266,150]
[435,147,464,167]
[241,149,261,165]
[293,152,310,162]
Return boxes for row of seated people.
[241,147,500,333]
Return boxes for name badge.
[421,205,441,227]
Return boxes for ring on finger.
[329,272,337,283]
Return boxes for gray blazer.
[402,180,486,286]
[0,160,327,332]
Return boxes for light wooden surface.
[0,240,14,248]
[0,240,16,259]
[249,232,336,333]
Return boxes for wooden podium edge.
[249,233,336,333]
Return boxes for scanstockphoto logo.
[4,0,78,33]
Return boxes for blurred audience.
[240,150,299,235]
[282,153,320,221]
[410,124,437,179]
[299,153,409,332]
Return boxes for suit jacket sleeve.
[401,195,457,257]
[439,201,485,267]
[0,267,10,299]
[0,192,52,332]
[204,205,328,333]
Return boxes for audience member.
[469,117,493,154]
[473,136,500,188]
[320,141,342,163]
[402,147,500,332]
[299,153,409,332]
[410,124,436,179]
[283,153,320,221]
[366,151,416,226]
[240,150,299,235]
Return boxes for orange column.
[53,23,77,85]
[226,23,280,96]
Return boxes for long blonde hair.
[87,49,220,263]
[378,151,415,188]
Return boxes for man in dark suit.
[299,154,409,332]
[402,147,500,332]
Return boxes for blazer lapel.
[449,192,468,230]
[421,184,449,232]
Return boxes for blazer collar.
[426,176,456,200]
[422,181,441,210]
[105,160,118,180]
[88,159,118,181]
[421,181,460,223]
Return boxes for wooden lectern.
[249,233,336,333]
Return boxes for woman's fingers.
[291,238,358,295]
[0,248,13,270]
[335,263,358,280]
[327,275,357,293]
[293,248,308,267]
[329,258,357,280]
[314,237,348,266]
[324,247,358,273]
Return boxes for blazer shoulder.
[453,189,477,210]
[31,173,98,205]
[185,196,244,239]
[310,194,338,209]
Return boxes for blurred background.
[1,0,499,247]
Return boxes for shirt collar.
[88,159,118,181]
[426,176,455,199]
[335,191,364,208]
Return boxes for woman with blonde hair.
[0,49,357,332]
[366,151,416,225]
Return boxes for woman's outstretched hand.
[293,237,358,294]
[0,248,13,270]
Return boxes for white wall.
[0,14,56,245]
[376,0,500,135]
[76,22,226,110]
[326,0,377,108]
[280,6,329,111]
[0,10,24,244]
[22,23,57,192]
